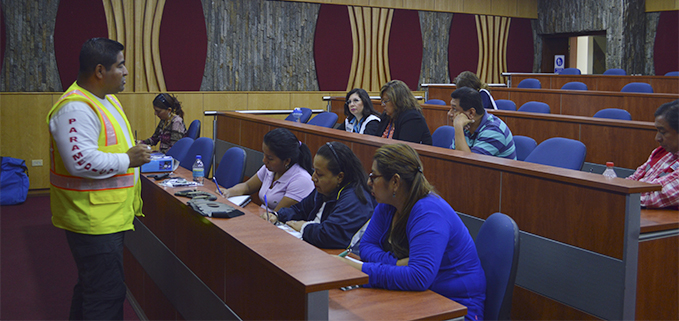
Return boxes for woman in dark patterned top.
[140,93,187,153]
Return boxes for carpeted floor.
[1,193,140,320]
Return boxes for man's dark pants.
[65,230,126,320]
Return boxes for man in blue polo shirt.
[448,87,517,159]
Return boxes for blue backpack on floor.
[1,157,30,205]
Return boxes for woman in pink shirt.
[223,128,315,211]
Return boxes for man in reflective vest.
[46,38,151,320]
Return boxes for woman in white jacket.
[337,88,381,135]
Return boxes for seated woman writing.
[263,141,375,249]
[139,93,186,153]
[336,88,381,135]
[222,128,314,211]
[337,143,486,321]
[374,80,432,145]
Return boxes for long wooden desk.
[418,103,657,170]
[124,167,467,320]
[423,84,679,122]
[503,72,679,94]
[325,97,657,170]
[214,111,662,320]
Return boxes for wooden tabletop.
[640,208,679,234]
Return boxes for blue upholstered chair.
[495,100,517,111]
[593,108,632,121]
[165,137,194,162]
[516,78,541,89]
[180,137,215,176]
[518,101,551,114]
[285,107,312,123]
[560,81,588,91]
[603,68,626,76]
[513,136,537,161]
[425,99,447,105]
[475,212,520,321]
[431,125,456,148]
[620,82,653,93]
[185,119,201,139]
[664,71,679,77]
[524,137,587,170]
[559,68,581,75]
[307,112,338,128]
[214,147,247,189]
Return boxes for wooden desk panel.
[507,73,679,94]
[417,104,657,170]
[636,234,679,320]
[424,85,679,122]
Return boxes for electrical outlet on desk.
[31,159,43,166]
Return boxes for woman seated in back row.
[374,80,432,145]
[139,93,186,153]
[223,128,315,211]
[263,141,375,249]
[455,71,497,110]
[336,143,486,321]
[337,88,381,135]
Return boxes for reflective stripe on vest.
[50,170,135,191]
[59,89,118,146]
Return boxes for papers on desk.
[276,223,302,239]
[227,195,251,207]
[159,178,201,188]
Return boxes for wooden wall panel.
[1,94,55,190]
[580,124,656,169]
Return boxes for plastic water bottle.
[292,108,303,122]
[602,162,617,178]
[192,155,204,184]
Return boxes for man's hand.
[453,112,474,130]
[127,144,152,168]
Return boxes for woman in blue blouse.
[337,143,486,321]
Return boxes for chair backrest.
[185,119,201,139]
[180,137,215,176]
[560,81,588,91]
[593,108,632,120]
[425,99,447,105]
[603,68,626,75]
[431,125,456,148]
[665,71,679,77]
[516,78,541,89]
[165,137,194,162]
[524,137,587,170]
[214,147,247,189]
[518,101,551,114]
[475,212,520,321]
[558,68,581,75]
[284,107,313,123]
[495,99,517,111]
[307,112,338,128]
[513,135,537,161]
[620,82,653,93]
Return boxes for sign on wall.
[554,55,565,73]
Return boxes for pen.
[338,248,352,258]
[134,130,138,143]
[212,177,224,196]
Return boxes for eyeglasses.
[346,98,361,105]
[380,99,391,106]
[368,172,383,184]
